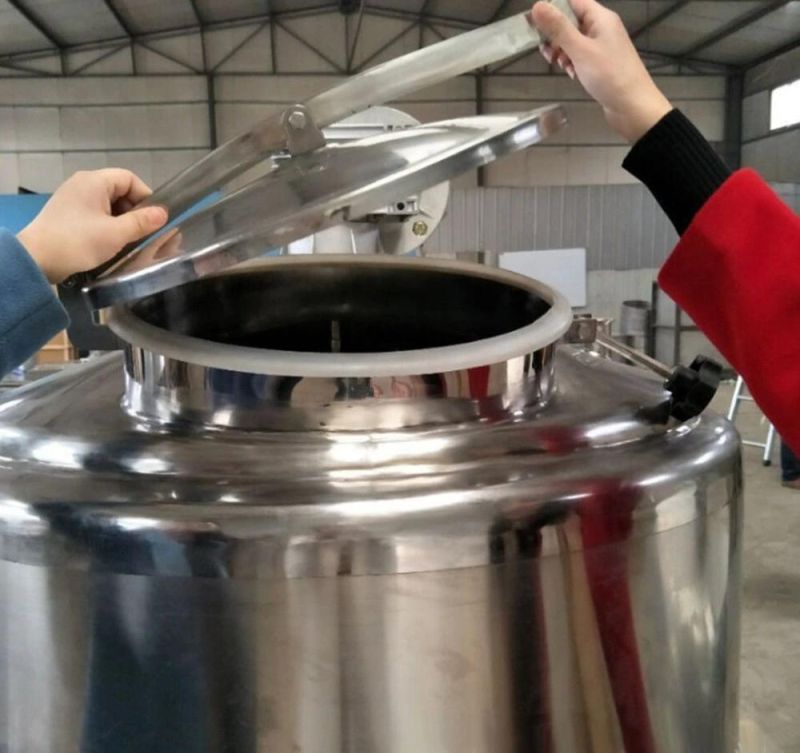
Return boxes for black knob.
[61,272,90,289]
[665,355,723,421]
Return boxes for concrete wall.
[0,12,727,197]
[0,76,210,192]
[425,185,680,354]
[0,70,726,195]
[742,45,800,184]
[771,183,800,214]
[425,185,678,270]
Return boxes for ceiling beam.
[187,0,205,26]
[101,0,135,38]
[678,0,791,58]
[0,4,339,66]
[210,21,266,72]
[630,0,691,41]
[355,18,417,71]
[418,0,432,47]
[363,6,474,30]
[136,39,203,73]
[346,0,366,71]
[0,58,58,75]
[275,18,346,73]
[638,47,731,73]
[467,42,730,76]
[743,32,800,70]
[6,0,67,49]
[423,20,447,42]
[490,49,535,74]
[488,0,516,24]
[191,0,208,72]
[69,42,128,75]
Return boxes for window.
[770,78,800,131]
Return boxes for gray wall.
[425,185,677,271]
[771,183,800,214]
[742,46,800,184]
[425,185,678,337]
[0,76,210,191]
[0,71,724,194]
[0,10,726,195]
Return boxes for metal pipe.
[595,332,673,380]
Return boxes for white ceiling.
[0,0,797,70]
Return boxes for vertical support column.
[269,17,277,73]
[207,73,218,150]
[723,71,744,170]
[476,73,486,187]
[199,26,208,74]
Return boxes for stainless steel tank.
[0,11,741,750]
[0,256,741,753]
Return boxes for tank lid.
[83,107,566,310]
[70,3,576,299]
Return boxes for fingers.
[554,49,571,70]
[567,0,596,24]
[540,42,576,79]
[531,1,588,56]
[95,167,154,205]
[110,205,169,247]
[533,0,588,81]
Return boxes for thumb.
[111,206,168,246]
[532,2,585,54]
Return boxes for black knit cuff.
[623,109,732,235]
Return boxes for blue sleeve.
[0,229,69,378]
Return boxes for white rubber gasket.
[107,255,572,378]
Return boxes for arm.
[532,0,731,231]
[658,171,800,453]
[622,108,731,235]
[0,169,167,379]
[624,108,800,452]
[0,231,68,377]
[532,0,800,453]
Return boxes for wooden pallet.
[36,329,77,365]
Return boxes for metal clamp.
[565,316,722,421]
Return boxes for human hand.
[531,0,673,143]
[17,169,168,284]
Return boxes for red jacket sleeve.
[658,169,800,453]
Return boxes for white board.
[499,248,587,307]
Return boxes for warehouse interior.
[0,1,798,752]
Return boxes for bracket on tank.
[565,315,723,421]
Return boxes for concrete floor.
[708,384,800,753]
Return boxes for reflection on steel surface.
[0,261,741,752]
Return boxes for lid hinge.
[282,105,326,156]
